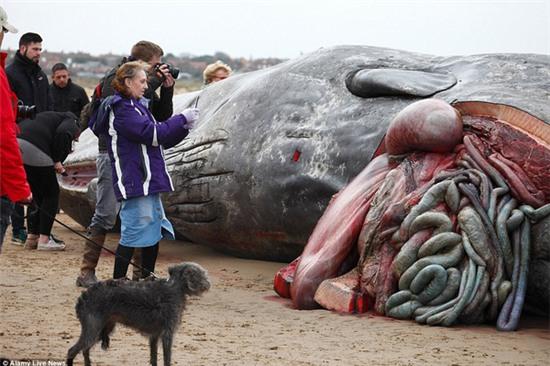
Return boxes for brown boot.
[76,270,98,288]
[76,231,105,287]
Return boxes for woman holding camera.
[93,61,199,279]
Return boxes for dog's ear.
[182,264,199,292]
[168,265,178,278]
[168,264,186,282]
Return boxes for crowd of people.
[0,5,232,286]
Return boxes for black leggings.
[113,243,159,279]
[24,165,59,236]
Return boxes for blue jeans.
[0,196,14,253]
[90,153,120,233]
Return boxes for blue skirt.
[119,194,175,247]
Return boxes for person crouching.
[17,111,80,250]
[93,61,199,279]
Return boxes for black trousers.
[113,243,159,279]
[10,203,25,233]
[24,165,59,236]
[1,196,14,247]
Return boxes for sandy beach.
[0,213,549,365]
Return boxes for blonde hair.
[203,60,232,84]
[112,61,149,97]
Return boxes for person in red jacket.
[0,6,32,252]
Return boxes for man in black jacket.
[76,40,176,287]
[6,32,52,112]
[6,32,52,246]
[50,63,89,118]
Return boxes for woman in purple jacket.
[103,61,199,279]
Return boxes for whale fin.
[346,68,457,98]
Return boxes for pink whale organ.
[274,100,550,327]
[384,99,463,155]
[288,154,392,309]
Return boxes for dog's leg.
[67,328,88,365]
[161,331,174,366]
[68,315,103,366]
[67,334,94,366]
[67,339,81,366]
[66,352,75,366]
[101,320,116,350]
[67,324,89,366]
[83,348,92,366]
[149,335,159,366]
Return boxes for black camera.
[154,63,180,80]
[17,103,37,120]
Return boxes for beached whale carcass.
[61,47,549,324]
[268,49,549,329]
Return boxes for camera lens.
[154,63,179,80]
[169,67,180,79]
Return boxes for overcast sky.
[1,0,549,59]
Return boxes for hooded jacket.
[17,111,80,164]
[93,93,190,201]
[85,57,174,153]
[6,51,52,113]
[0,51,31,202]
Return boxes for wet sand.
[0,214,549,365]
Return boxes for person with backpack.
[76,40,177,287]
[91,61,198,280]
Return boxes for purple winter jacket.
[101,93,190,200]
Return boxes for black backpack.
[79,62,122,132]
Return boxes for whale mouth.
[58,162,98,192]
[57,161,100,227]
[452,101,550,147]
[276,99,550,330]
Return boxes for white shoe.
[37,239,66,251]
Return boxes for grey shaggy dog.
[67,262,211,366]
